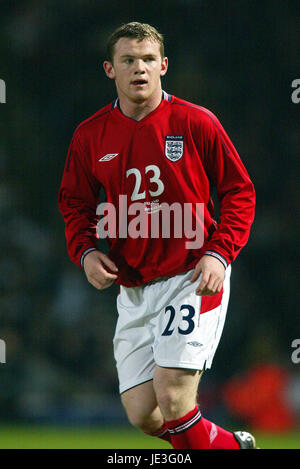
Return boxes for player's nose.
[134,59,146,74]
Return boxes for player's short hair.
[106,22,165,63]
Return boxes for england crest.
[165,135,184,162]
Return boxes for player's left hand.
[191,255,225,296]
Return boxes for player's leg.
[121,380,162,432]
[154,365,241,449]
[114,269,255,449]
[151,265,255,449]
[154,366,213,449]
[113,284,171,443]
[119,364,239,449]
[121,380,170,442]
[153,366,202,420]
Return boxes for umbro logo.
[187,341,203,347]
[99,153,119,162]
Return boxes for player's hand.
[190,255,225,296]
[83,250,118,290]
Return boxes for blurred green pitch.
[0,425,299,449]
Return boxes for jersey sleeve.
[58,130,101,268]
[201,112,256,266]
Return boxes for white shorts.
[113,265,231,394]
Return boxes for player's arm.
[192,112,255,295]
[203,114,255,264]
[58,131,118,289]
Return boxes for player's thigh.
[121,379,164,431]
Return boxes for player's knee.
[155,379,198,420]
[126,410,162,434]
[126,409,146,430]
[154,367,201,419]
[155,387,182,418]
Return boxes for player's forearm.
[205,180,256,264]
[66,230,98,269]
[58,196,99,268]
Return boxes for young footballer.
[58,22,256,449]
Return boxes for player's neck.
[118,88,162,121]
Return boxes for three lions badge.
[165,135,184,162]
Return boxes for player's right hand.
[83,250,118,290]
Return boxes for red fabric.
[146,422,171,443]
[150,413,240,449]
[200,288,223,313]
[158,431,171,443]
[58,94,255,287]
[165,406,211,449]
[201,417,240,449]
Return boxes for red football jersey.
[58,92,255,287]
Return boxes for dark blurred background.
[0,0,299,434]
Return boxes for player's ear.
[160,57,168,77]
[103,61,116,79]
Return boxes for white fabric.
[113,266,231,394]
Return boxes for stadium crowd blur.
[0,1,299,432]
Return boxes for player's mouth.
[131,79,148,87]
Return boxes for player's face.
[104,38,168,105]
